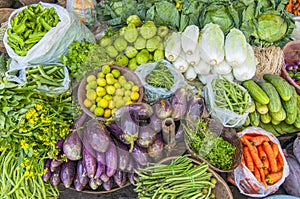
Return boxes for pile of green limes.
[83,65,140,118]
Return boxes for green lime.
[111,69,121,78]
[86,90,97,101]
[124,90,131,96]
[106,76,115,85]
[108,100,115,109]
[97,72,105,78]
[102,65,111,74]
[98,98,109,109]
[96,96,102,103]
[113,95,123,103]
[83,99,93,108]
[85,84,92,90]
[130,91,140,101]
[132,85,139,92]
[90,104,97,113]
[97,78,106,87]
[111,108,117,115]
[106,85,116,95]
[123,82,132,90]
[115,100,125,109]
[123,96,131,103]
[94,107,104,116]
[115,88,124,96]
[125,100,133,105]
[87,75,97,83]
[103,94,112,101]
[114,82,121,89]
[88,81,98,89]
[103,109,112,118]
[96,87,106,97]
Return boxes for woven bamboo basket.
[282,40,300,94]
[184,120,243,173]
[159,156,234,199]
[19,0,56,6]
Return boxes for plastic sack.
[135,60,187,102]
[234,127,289,198]
[6,62,70,95]
[3,2,95,67]
[202,74,250,128]
[66,0,97,27]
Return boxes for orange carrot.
[241,137,264,169]
[266,171,283,185]
[262,141,278,173]
[264,168,269,176]
[276,152,284,171]
[271,142,279,158]
[263,157,269,169]
[242,154,245,165]
[257,145,267,160]
[243,146,254,172]
[249,135,270,146]
[254,167,261,182]
[259,168,268,188]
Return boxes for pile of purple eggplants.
[42,88,208,192]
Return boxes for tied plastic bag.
[135,60,187,102]
[66,0,97,27]
[202,74,251,128]
[234,127,289,198]
[3,2,95,67]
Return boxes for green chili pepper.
[7,30,25,47]
[25,37,41,45]
[14,49,27,56]
[24,9,35,18]
[39,9,49,17]
[53,15,59,26]
[12,16,27,34]
[39,18,52,31]
[11,17,19,27]
[29,32,46,39]
[23,29,33,39]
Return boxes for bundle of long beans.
[134,155,217,199]
[212,77,250,115]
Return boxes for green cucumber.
[258,82,282,113]
[242,80,270,105]
[263,74,293,101]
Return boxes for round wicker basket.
[282,40,300,94]
[159,156,234,199]
[184,122,243,173]
[19,0,56,6]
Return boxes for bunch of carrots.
[285,0,300,16]
[240,134,284,189]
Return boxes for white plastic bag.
[234,127,289,198]
[3,2,95,67]
[135,60,187,102]
[202,74,250,128]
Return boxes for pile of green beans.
[134,155,217,199]
[7,3,60,56]
[0,149,59,199]
[146,62,174,91]
[25,64,66,89]
[212,77,250,115]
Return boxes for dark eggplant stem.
[162,118,176,150]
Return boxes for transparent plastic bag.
[202,74,250,128]
[66,0,97,27]
[3,2,95,67]
[135,60,187,102]
[234,127,289,198]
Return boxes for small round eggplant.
[42,159,52,182]
[105,137,118,177]
[185,96,205,123]
[126,155,134,172]
[77,160,88,186]
[148,113,162,133]
[55,140,64,152]
[170,88,188,120]
[175,124,185,142]
[94,152,105,179]
[60,161,76,188]
[114,138,129,171]
[102,177,114,191]
[113,102,153,121]
[84,119,110,153]
[132,144,149,166]
[153,99,173,119]
[137,125,157,148]
[107,121,128,144]
[50,166,61,187]
[147,133,164,162]
[63,130,82,161]
[50,155,64,172]
[83,146,97,178]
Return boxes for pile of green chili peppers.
[7,3,60,56]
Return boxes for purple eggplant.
[148,113,162,133]
[42,159,52,182]
[128,172,138,186]
[114,138,129,171]
[89,177,99,190]
[83,145,97,178]
[113,102,153,121]
[82,135,96,158]
[126,155,134,172]
[185,96,206,123]
[73,176,84,192]
[50,155,64,172]
[153,99,173,119]
[76,160,88,186]
[55,140,64,152]
[100,173,109,182]
[113,170,124,187]
[94,152,105,179]
[50,166,61,187]
[105,137,118,177]
[175,124,184,142]
[60,161,76,188]
[147,133,164,162]
[293,133,300,163]
[63,130,82,161]
[137,125,157,148]
[107,121,128,144]
[132,144,149,166]
[72,112,87,129]
[170,88,188,120]
[102,178,114,191]
[117,112,139,152]
[282,152,300,197]
[84,119,110,153]
[95,178,102,186]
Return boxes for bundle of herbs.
[183,118,236,170]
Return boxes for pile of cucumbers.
[242,74,300,136]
